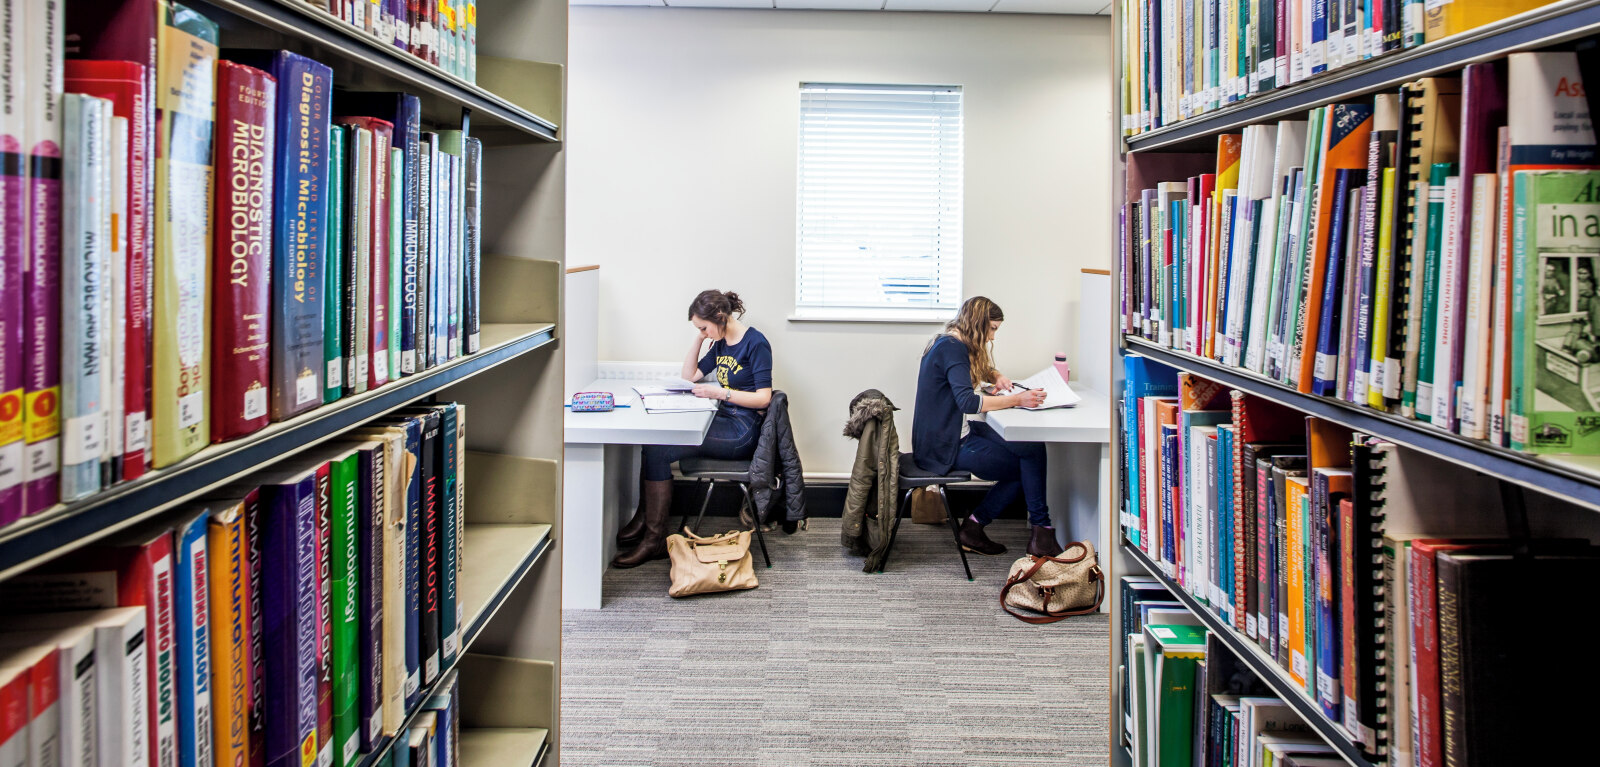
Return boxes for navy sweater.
[912,335,983,475]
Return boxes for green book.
[1131,633,1151,767]
[329,448,362,767]
[1512,169,1600,454]
[1146,624,1208,767]
[1283,107,1325,385]
[1414,162,1456,422]
[324,126,347,403]
[389,147,404,380]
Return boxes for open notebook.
[992,366,1081,410]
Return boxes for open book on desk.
[641,393,719,414]
[632,379,698,398]
[989,366,1081,410]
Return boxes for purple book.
[1444,62,1507,420]
[259,465,320,767]
[0,131,24,525]
[22,6,63,517]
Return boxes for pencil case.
[570,392,615,412]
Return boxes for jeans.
[955,420,1050,526]
[642,406,762,481]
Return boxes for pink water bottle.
[1054,353,1071,383]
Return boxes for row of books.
[1120,583,1344,767]
[0,0,486,530]
[1119,354,1597,765]
[0,402,471,767]
[376,670,459,767]
[314,0,479,84]
[1120,51,1600,453]
[1118,0,1555,134]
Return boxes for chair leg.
[878,488,914,573]
[939,485,973,581]
[688,479,716,535]
[738,482,771,568]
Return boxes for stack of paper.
[641,394,718,414]
[999,366,1082,410]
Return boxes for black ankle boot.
[957,518,1007,556]
[1028,525,1064,558]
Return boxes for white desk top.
[563,379,717,446]
[984,389,1112,443]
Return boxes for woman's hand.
[994,374,1014,392]
[1012,389,1047,409]
[692,384,728,400]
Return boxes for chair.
[876,453,973,581]
[676,457,773,568]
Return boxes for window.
[794,83,964,321]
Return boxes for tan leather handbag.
[999,541,1104,624]
[666,528,759,598]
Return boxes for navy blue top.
[913,334,984,474]
[698,327,773,412]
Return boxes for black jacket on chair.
[749,390,806,525]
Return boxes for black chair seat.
[678,457,753,481]
[897,453,970,488]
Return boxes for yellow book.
[207,496,253,767]
[1285,476,1310,688]
[152,4,218,466]
[1369,167,1400,408]
[1424,0,1546,43]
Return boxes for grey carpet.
[561,518,1109,766]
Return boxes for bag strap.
[999,560,1106,625]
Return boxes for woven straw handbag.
[999,541,1104,624]
[666,528,759,598]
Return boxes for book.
[150,2,218,468]
[334,116,394,391]
[1296,102,1373,392]
[438,405,460,666]
[1458,172,1497,440]
[323,446,361,767]
[343,125,370,397]
[1401,78,1462,418]
[59,92,112,501]
[62,59,152,484]
[342,439,385,751]
[313,459,333,767]
[412,409,442,685]
[5,608,149,767]
[323,125,346,403]
[462,137,480,354]
[223,50,332,422]
[0,641,61,767]
[0,626,94,767]
[388,148,402,382]
[168,507,212,767]
[1145,624,1208,766]
[210,60,276,442]
[206,496,253,767]
[1422,0,1544,43]
[21,0,65,513]
[0,3,26,525]
[257,466,319,767]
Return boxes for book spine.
[210,63,274,443]
[438,404,458,665]
[0,0,24,525]
[207,503,251,767]
[1434,554,1466,767]
[355,444,384,750]
[59,94,107,501]
[398,99,419,375]
[1369,167,1399,408]
[1410,544,1442,767]
[388,149,401,381]
[141,536,179,767]
[381,432,407,736]
[97,611,151,767]
[243,488,265,767]
[403,420,422,710]
[418,412,441,685]
[1459,173,1496,440]
[314,461,333,767]
[1313,476,1340,720]
[22,0,63,510]
[104,113,124,490]
[151,6,216,469]
[262,476,318,767]
[414,140,431,373]
[269,55,330,421]
[1429,176,1463,429]
[323,127,345,403]
[449,152,462,359]
[463,137,479,354]
[350,127,370,395]
[341,127,365,397]
[1255,461,1273,652]
[1337,495,1360,742]
[369,125,391,389]
[174,511,212,767]
[329,454,359,767]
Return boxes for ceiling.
[570,0,1111,14]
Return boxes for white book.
[1141,398,1168,560]
[1431,176,1464,429]
[5,611,148,767]
[107,116,128,486]
[0,627,96,767]
[1189,426,1215,602]
[1459,173,1497,440]
[0,644,58,767]
[59,93,111,501]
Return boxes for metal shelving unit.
[0,324,555,579]
[1122,542,1379,767]
[1124,0,1600,152]
[1124,337,1600,511]
[193,0,559,142]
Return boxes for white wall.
[569,7,1113,474]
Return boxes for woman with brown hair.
[911,296,1060,557]
[612,289,774,568]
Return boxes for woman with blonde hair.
[911,296,1059,557]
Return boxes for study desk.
[563,378,715,609]
[984,389,1114,611]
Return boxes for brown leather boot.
[957,517,1007,556]
[615,474,649,547]
[611,479,673,568]
[1028,525,1064,558]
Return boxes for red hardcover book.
[333,117,393,391]
[314,458,334,767]
[1337,496,1357,734]
[210,61,276,443]
[1408,539,1480,767]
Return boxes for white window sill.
[788,309,954,324]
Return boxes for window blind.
[795,83,964,319]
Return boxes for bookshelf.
[1108,1,1600,765]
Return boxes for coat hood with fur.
[843,389,898,440]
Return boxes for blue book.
[1313,472,1345,720]
[60,94,110,501]
[223,49,333,421]
[421,671,458,767]
[1311,0,1328,76]
[1217,424,1236,616]
[1216,194,1238,359]
[333,92,421,375]
[259,466,320,767]
[1161,424,1178,570]
[1122,355,1179,547]
[438,404,460,666]
[463,137,481,354]
[170,506,212,767]
[1312,168,1363,396]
